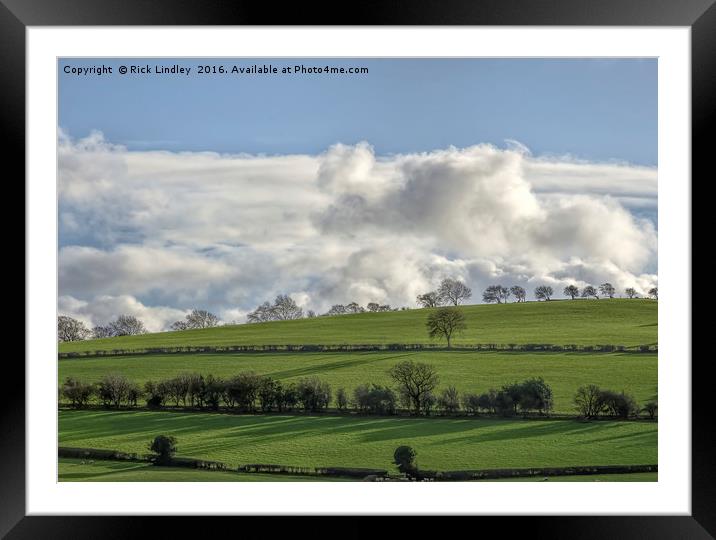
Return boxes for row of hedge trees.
[61,372,551,417]
[574,384,657,419]
[61,373,656,419]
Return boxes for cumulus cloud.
[58,131,657,328]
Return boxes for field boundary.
[58,446,656,481]
[59,342,658,359]
[58,403,658,422]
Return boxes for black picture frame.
[7,0,710,536]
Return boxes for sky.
[58,58,658,331]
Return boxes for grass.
[58,299,657,354]
[58,458,656,482]
[58,458,346,482]
[59,350,657,414]
[476,472,657,482]
[59,409,657,472]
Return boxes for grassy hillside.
[59,299,657,355]
[58,458,655,482]
[58,458,346,482]
[59,409,657,471]
[59,350,657,414]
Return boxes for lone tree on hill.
[149,435,177,465]
[426,307,467,348]
[393,445,418,478]
[416,291,442,308]
[437,278,472,306]
[563,285,579,300]
[648,287,658,300]
[58,315,91,342]
[625,287,638,299]
[581,285,599,299]
[389,361,439,415]
[534,285,554,301]
[599,282,616,299]
[510,285,526,302]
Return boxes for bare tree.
[426,307,467,348]
[247,301,274,323]
[482,285,509,304]
[581,285,599,299]
[58,315,91,342]
[416,291,441,308]
[91,325,114,339]
[648,287,658,300]
[599,282,616,299]
[510,286,526,303]
[186,309,220,328]
[574,384,605,418]
[563,285,579,300]
[108,315,146,336]
[272,294,304,320]
[437,278,472,306]
[389,361,439,415]
[625,287,638,299]
[534,285,554,301]
[171,309,220,331]
[247,295,303,322]
[170,320,190,331]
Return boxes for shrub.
[462,393,481,414]
[148,435,177,465]
[353,384,396,415]
[296,377,331,411]
[258,376,279,412]
[420,392,436,416]
[144,380,167,408]
[600,390,639,418]
[516,377,553,415]
[276,382,299,412]
[224,372,262,411]
[393,446,417,477]
[335,388,348,411]
[60,377,94,408]
[98,373,132,408]
[437,386,460,414]
[642,401,658,419]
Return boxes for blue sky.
[59,58,657,165]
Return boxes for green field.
[58,458,347,482]
[59,410,657,472]
[59,350,657,414]
[59,299,657,355]
[58,458,656,482]
[477,472,657,482]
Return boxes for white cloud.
[58,132,658,328]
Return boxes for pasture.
[58,299,657,355]
[59,410,657,472]
[58,458,346,482]
[59,350,657,414]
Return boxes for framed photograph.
[9,0,710,536]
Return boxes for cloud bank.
[58,131,657,330]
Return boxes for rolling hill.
[59,299,657,355]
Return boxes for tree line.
[57,279,657,342]
[481,283,658,304]
[59,361,656,420]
